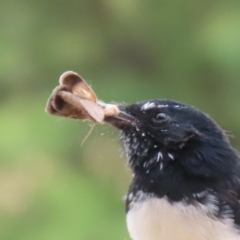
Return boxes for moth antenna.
[81,123,96,146]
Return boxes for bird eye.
[153,112,167,123]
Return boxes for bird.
[104,99,240,240]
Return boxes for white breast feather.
[127,196,240,240]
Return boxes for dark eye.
[153,112,167,123]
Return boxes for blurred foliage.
[1,0,240,239]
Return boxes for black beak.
[104,109,139,129]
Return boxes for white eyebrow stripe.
[141,102,156,110]
[157,104,168,108]
[142,102,170,110]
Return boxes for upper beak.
[104,110,139,129]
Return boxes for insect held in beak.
[45,71,121,122]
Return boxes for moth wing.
[80,99,105,123]
[59,71,97,102]
[45,86,88,119]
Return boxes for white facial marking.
[157,152,163,162]
[161,129,168,132]
[142,133,146,137]
[127,195,239,240]
[160,162,163,170]
[168,153,174,160]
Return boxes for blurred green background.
[1,0,240,239]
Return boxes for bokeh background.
[1,1,240,239]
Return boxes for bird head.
[105,100,238,189]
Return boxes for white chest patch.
[127,197,240,240]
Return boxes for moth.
[45,71,120,122]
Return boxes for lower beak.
[104,110,138,129]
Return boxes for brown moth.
[45,71,120,123]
